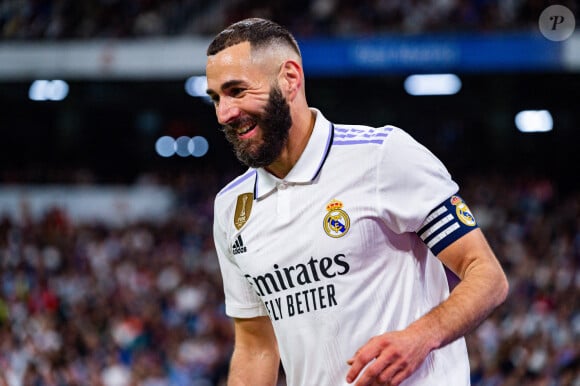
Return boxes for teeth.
[237,125,254,135]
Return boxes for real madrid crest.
[323,199,350,238]
[450,196,476,227]
[234,193,253,230]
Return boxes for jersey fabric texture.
[213,109,473,386]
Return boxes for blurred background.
[0,1,579,385]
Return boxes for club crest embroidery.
[323,199,350,238]
[234,193,253,230]
[450,196,476,227]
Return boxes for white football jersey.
[213,109,473,386]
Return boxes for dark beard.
[223,86,292,168]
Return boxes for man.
[207,18,508,386]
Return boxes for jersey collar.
[254,108,333,199]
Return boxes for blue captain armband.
[417,195,479,255]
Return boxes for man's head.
[205,18,305,169]
[206,18,301,59]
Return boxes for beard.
[222,85,292,168]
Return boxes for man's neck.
[265,108,316,179]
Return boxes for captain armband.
[417,195,479,255]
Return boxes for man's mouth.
[236,123,257,137]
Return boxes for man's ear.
[278,60,303,101]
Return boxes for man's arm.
[346,228,509,386]
[228,316,280,386]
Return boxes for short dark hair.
[207,18,301,57]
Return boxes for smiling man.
[207,18,508,386]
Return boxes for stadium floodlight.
[154,135,209,157]
[185,76,209,97]
[29,80,69,101]
[191,136,209,157]
[175,136,192,157]
[514,110,553,133]
[404,74,461,96]
[155,136,176,157]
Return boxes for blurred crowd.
[0,170,235,386]
[460,174,579,386]
[0,169,578,386]
[1,0,578,40]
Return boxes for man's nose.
[216,98,240,125]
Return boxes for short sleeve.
[377,128,459,234]
[213,200,269,318]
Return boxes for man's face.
[206,42,292,168]
[222,84,292,168]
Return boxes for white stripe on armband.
[426,222,460,249]
[422,205,448,224]
[420,213,454,240]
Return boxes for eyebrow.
[206,79,247,97]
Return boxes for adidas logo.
[232,234,247,255]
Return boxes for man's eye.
[230,88,244,96]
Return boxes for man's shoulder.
[215,168,256,201]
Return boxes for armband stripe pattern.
[418,195,479,255]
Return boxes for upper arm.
[437,228,507,289]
